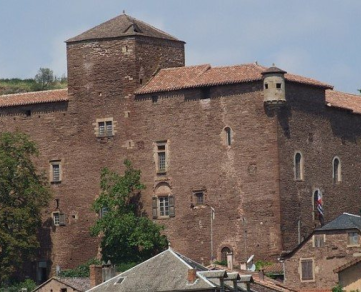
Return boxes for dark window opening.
[225,127,232,146]
[139,78,143,84]
[194,192,204,205]
[25,110,31,117]
[295,153,302,180]
[265,83,269,89]
[201,87,210,99]
[152,96,158,103]
[276,83,282,89]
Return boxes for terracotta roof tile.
[326,90,361,114]
[135,63,333,95]
[0,89,68,108]
[333,256,361,273]
[67,14,182,43]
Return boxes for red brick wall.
[277,83,361,251]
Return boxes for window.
[294,152,303,180]
[276,83,282,89]
[265,83,269,89]
[332,157,341,183]
[194,191,204,205]
[221,247,231,263]
[300,259,314,281]
[348,232,359,246]
[225,127,232,146]
[53,212,66,226]
[152,195,175,219]
[152,95,158,103]
[61,289,67,292]
[95,118,114,137]
[313,189,324,225]
[156,141,168,173]
[100,207,109,218]
[201,87,210,99]
[50,160,61,183]
[313,234,325,247]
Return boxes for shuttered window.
[301,259,314,281]
[152,195,175,218]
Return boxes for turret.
[262,66,287,107]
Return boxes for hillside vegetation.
[0,68,67,95]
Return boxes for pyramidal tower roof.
[67,13,183,43]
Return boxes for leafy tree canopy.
[91,160,168,265]
[34,68,54,90]
[0,132,51,283]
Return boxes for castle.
[1,13,361,282]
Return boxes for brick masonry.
[1,16,361,282]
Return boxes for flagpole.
[210,207,215,263]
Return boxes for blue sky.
[0,0,360,93]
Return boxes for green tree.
[91,160,168,265]
[34,67,54,90]
[0,132,51,283]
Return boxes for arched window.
[294,152,303,180]
[225,127,232,146]
[221,247,231,263]
[332,157,341,183]
[313,189,324,226]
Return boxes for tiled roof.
[317,212,361,232]
[67,14,182,43]
[0,89,68,108]
[135,63,333,95]
[88,248,216,292]
[60,277,91,291]
[334,256,361,273]
[326,90,361,114]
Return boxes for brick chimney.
[90,265,102,287]
[187,269,197,284]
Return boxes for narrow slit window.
[295,152,303,180]
[265,83,269,89]
[156,142,167,173]
[332,157,341,183]
[225,127,232,146]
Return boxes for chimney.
[102,260,116,282]
[90,265,102,287]
[187,269,197,284]
[258,269,265,281]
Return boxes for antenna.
[246,254,254,264]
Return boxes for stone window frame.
[152,194,175,219]
[192,189,206,206]
[94,117,116,138]
[299,258,315,282]
[52,211,66,227]
[312,234,326,248]
[155,141,169,174]
[220,246,232,263]
[294,151,304,181]
[332,156,342,184]
[347,231,360,247]
[50,159,62,183]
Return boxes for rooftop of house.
[135,63,333,95]
[325,90,361,114]
[32,276,90,292]
[87,248,217,292]
[0,88,68,108]
[66,13,182,43]
[334,256,361,273]
[316,212,361,232]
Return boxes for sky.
[0,0,360,93]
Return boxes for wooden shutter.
[152,197,158,219]
[169,195,175,217]
[301,260,313,281]
[59,213,66,226]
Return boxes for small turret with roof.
[262,65,287,107]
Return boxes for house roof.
[334,256,361,273]
[135,63,333,95]
[326,90,361,114]
[316,212,361,232]
[282,213,361,260]
[67,14,182,43]
[32,277,90,292]
[0,89,68,108]
[87,248,216,292]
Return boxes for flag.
[315,192,324,225]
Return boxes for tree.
[91,160,168,265]
[0,132,51,283]
[34,68,54,90]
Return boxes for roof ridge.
[0,88,67,98]
[343,212,361,218]
[327,90,361,98]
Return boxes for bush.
[0,279,37,292]
[59,258,101,277]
